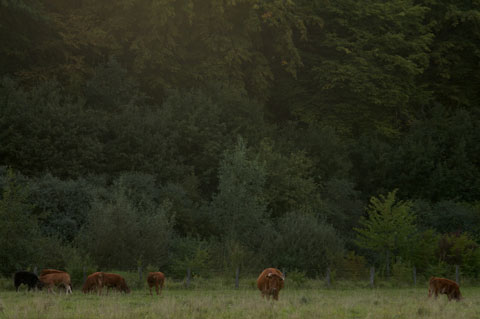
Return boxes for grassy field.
[1,285,479,319]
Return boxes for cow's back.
[40,269,65,276]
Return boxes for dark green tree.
[209,137,269,251]
[282,0,433,135]
[0,169,43,275]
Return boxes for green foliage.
[258,138,321,218]
[77,175,173,269]
[0,169,43,275]
[415,200,480,234]
[63,246,97,287]
[286,270,307,287]
[385,107,480,202]
[409,229,439,273]
[85,57,145,111]
[0,78,104,178]
[27,174,95,242]
[437,233,480,277]
[418,0,480,109]
[335,251,369,280]
[391,259,413,285]
[168,237,214,279]
[292,0,433,135]
[264,211,344,277]
[355,190,418,270]
[209,137,268,250]
[318,178,364,242]
[0,0,480,278]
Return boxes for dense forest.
[1,0,480,282]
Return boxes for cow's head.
[123,284,131,294]
[266,272,284,295]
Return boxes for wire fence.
[19,263,469,291]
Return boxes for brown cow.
[147,272,165,296]
[428,277,462,301]
[102,273,130,294]
[39,272,72,294]
[82,272,104,295]
[257,268,285,301]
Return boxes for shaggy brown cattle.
[428,277,462,301]
[82,272,104,294]
[102,273,130,294]
[39,271,72,294]
[147,272,165,296]
[257,268,285,301]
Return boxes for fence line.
[26,263,466,290]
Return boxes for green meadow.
[1,285,479,319]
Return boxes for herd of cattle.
[12,267,462,301]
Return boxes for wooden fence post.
[235,267,239,289]
[370,266,375,288]
[413,266,416,286]
[33,266,38,276]
[325,267,331,287]
[455,265,460,284]
[186,268,191,288]
[138,266,143,288]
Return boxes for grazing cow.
[13,271,43,291]
[147,272,165,296]
[428,277,462,301]
[257,268,285,301]
[102,273,130,294]
[39,271,72,294]
[82,272,104,295]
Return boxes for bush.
[263,212,344,276]
[287,270,307,287]
[391,259,413,286]
[335,251,369,280]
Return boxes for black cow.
[14,271,43,291]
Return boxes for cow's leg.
[66,284,72,294]
[273,291,279,301]
[155,282,159,295]
[149,284,152,296]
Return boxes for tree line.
[0,0,479,280]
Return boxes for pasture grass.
[1,284,479,318]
